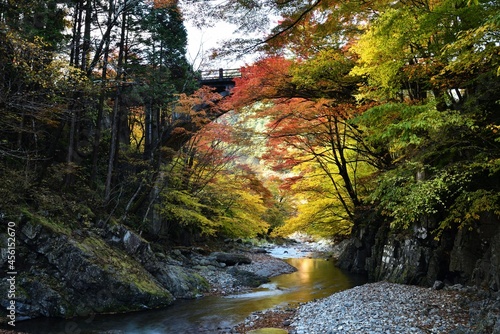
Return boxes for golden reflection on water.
[225,257,363,314]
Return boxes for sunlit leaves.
[158,108,275,238]
[231,56,294,108]
[274,160,354,238]
[289,48,359,100]
[226,45,378,238]
[441,23,500,80]
[160,189,221,236]
[353,102,477,160]
[211,178,270,238]
[350,8,417,100]
[350,0,500,102]
[175,86,229,132]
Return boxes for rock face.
[0,215,209,320]
[337,209,500,290]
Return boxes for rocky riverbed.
[192,250,298,296]
[291,282,500,334]
[4,237,500,334]
[182,237,337,296]
[175,238,500,334]
[222,240,500,334]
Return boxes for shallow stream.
[14,249,366,333]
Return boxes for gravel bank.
[289,281,500,334]
[192,248,297,296]
[233,281,500,334]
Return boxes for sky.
[185,21,258,70]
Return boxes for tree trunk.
[90,0,114,184]
[81,0,92,72]
[104,1,127,202]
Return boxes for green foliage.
[216,189,269,238]
[289,49,359,100]
[156,120,274,240]
[276,197,353,239]
[158,173,272,239]
[0,0,497,249]
[350,8,411,100]
[271,159,360,239]
[350,0,499,102]
[1,0,68,50]
[160,189,221,236]
[370,164,472,230]
[439,189,500,233]
[354,102,477,161]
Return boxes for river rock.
[228,267,270,287]
[433,280,445,290]
[286,281,500,334]
[210,252,252,266]
[97,220,209,298]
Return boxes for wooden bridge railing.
[199,68,241,81]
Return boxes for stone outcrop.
[337,209,500,290]
[0,214,209,321]
[227,267,270,287]
[209,252,252,266]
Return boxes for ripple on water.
[224,283,286,299]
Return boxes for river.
[14,251,366,333]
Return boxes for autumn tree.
[0,0,205,238]
[155,111,273,242]
[0,15,95,214]
[350,0,500,105]
[343,0,500,236]
[227,48,382,238]
[131,1,198,161]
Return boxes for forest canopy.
[0,0,498,243]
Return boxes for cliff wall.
[337,209,500,290]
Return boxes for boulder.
[228,267,269,287]
[210,252,252,266]
[432,280,445,290]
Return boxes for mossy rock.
[15,216,174,319]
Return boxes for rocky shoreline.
[182,245,299,296]
[222,242,500,334]
[291,282,492,334]
[230,282,500,334]
[3,237,500,334]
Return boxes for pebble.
[289,281,471,334]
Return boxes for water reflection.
[12,258,366,334]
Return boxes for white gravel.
[290,281,471,334]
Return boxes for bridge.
[199,68,241,96]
